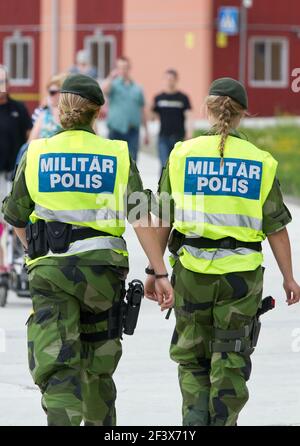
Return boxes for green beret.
[61,74,105,106]
[209,77,248,109]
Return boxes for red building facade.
[213,0,300,116]
[1,0,300,117]
[0,0,124,112]
[0,0,41,107]
[76,0,124,79]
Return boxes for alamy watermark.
[92,189,205,230]
[291,68,300,93]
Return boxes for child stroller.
[0,226,30,307]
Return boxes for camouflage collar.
[54,124,96,136]
[206,126,244,140]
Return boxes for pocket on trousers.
[27,305,64,388]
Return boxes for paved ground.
[0,152,300,426]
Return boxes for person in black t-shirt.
[0,69,33,173]
[152,69,192,169]
[0,65,32,274]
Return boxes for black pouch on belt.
[168,229,185,256]
[46,222,73,254]
[26,220,49,259]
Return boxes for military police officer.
[2,74,173,426]
[145,78,300,426]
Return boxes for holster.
[79,280,144,342]
[250,316,261,349]
[123,280,144,336]
[209,294,275,355]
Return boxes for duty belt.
[183,235,262,252]
[26,220,124,259]
[70,227,114,243]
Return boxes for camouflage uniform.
[156,130,292,426]
[26,264,125,426]
[2,128,149,426]
[170,261,263,426]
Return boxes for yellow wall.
[40,0,53,99]
[39,0,213,117]
[123,0,213,118]
[58,0,76,74]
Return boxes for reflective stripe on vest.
[176,245,263,275]
[34,204,126,223]
[174,209,262,232]
[179,245,258,261]
[26,236,127,266]
[168,135,277,274]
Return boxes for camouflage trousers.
[170,261,264,426]
[27,264,126,426]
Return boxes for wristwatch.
[145,267,155,275]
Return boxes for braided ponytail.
[205,95,245,164]
[218,96,232,162]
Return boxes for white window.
[249,37,289,88]
[4,31,33,86]
[84,32,116,80]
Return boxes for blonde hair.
[206,95,245,161]
[59,93,100,129]
[47,73,67,90]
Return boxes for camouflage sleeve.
[262,178,292,235]
[1,153,34,228]
[152,161,175,225]
[126,157,153,223]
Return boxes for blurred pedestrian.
[0,65,32,275]
[29,73,66,140]
[102,57,149,162]
[69,49,97,79]
[152,69,192,170]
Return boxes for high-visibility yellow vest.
[168,134,278,274]
[25,130,130,263]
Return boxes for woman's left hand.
[155,277,174,311]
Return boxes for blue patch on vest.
[39,153,117,193]
[184,157,263,200]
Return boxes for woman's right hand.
[155,277,174,311]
